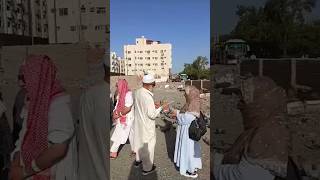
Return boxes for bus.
[215,39,250,64]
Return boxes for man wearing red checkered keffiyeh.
[10,55,76,180]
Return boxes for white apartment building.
[110,51,125,74]
[47,0,108,46]
[124,36,172,82]
[0,0,48,38]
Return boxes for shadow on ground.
[128,143,158,180]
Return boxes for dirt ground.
[110,86,211,180]
[212,65,320,179]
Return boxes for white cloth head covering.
[143,74,155,84]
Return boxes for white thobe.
[11,94,77,180]
[78,81,109,180]
[111,91,134,151]
[133,87,162,171]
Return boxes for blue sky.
[110,0,210,73]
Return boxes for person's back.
[78,81,109,180]
[134,87,156,143]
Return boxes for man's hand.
[112,111,119,121]
[155,102,161,109]
[162,102,170,113]
[169,109,178,119]
[9,166,24,180]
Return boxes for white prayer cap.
[143,74,155,84]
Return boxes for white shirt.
[11,94,77,180]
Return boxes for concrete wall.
[185,80,210,91]
[110,75,141,95]
[0,43,106,129]
[47,0,108,44]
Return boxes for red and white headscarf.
[115,79,129,125]
[20,55,64,179]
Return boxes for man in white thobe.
[133,74,163,175]
[78,49,109,180]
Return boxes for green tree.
[232,0,317,57]
[181,56,209,80]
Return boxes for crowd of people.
[110,74,204,178]
[0,53,205,179]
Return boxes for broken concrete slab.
[287,101,305,115]
[305,100,320,113]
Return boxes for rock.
[305,100,320,113]
[287,101,305,115]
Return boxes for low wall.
[110,75,141,95]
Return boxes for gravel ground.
[212,64,320,179]
[110,87,211,180]
[212,65,243,147]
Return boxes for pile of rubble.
[287,112,320,179]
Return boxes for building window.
[146,50,150,53]
[96,7,106,14]
[59,8,68,16]
[128,51,131,54]
[95,25,106,31]
[56,26,60,30]
[37,24,41,32]
[81,25,87,30]
[70,26,76,31]
[128,64,132,67]
[127,58,131,60]
[105,25,109,33]
[81,5,86,13]
[90,7,95,12]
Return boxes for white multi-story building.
[124,36,172,82]
[47,0,108,46]
[0,0,48,38]
[110,51,125,74]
